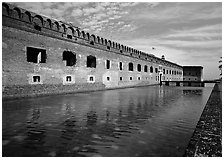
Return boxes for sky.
[11,1,222,80]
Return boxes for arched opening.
[155,68,158,73]
[2,3,9,16]
[23,11,31,23]
[129,62,134,71]
[63,51,76,66]
[81,31,85,38]
[87,55,96,68]
[137,64,141,72]
[150,66,153,73]
[144,65,148,72]
[53,21,59,31]
[97,36,100,43]
[60,24,66,33]
[90,34,96,42]
[76,29,80,37]
[33,15,43,31]
[12,8,21,19]
[67,27,74,39]
[86,32,90,40]
[45,19,52,29]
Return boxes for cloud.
[71,8,83,17]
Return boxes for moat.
[2,85,214,157]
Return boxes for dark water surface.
[2,85,214,157]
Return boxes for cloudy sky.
[11,2,222,80]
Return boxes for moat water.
[2,84,214,157]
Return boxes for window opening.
[150,66,153,73]
[90,76,94,81]
[27,47,46,63]
[63,51,76,66]
[129,62,133,71]
[120,77,123,81]
[107,77,110,81]
[106,60,110,69]
[87,55,96,68]
[144,65,148,72]
[137,64,141,72]
[66,76,72,82]
[33,76,40,82]
[119,62,123,70]
[130,77,133,80]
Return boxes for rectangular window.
[27,47,46,63]
[66,76,72,82]
[130,77,133,80]
[119,62,123,70]
[106,60,110,69]
[107,77,110,81]
[120,77,123,81]
[90,76,94,81]
[63,51,76,66]
[87,55,96,68]
[138,77,141,80]
[33,76,40,83]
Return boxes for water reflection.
[2,85,213,157]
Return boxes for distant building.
[183,66,203,86]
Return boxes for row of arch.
[2,3,144,53]
[3,2,182,70]
[127,62,182,75]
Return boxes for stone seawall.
[184,83,222,157]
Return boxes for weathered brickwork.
[2,3,183,99]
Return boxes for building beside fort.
[2,3,186,99]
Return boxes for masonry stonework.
[2,3,183,99]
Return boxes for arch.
[81,31,85,38]
[115,43,118,49]
[60,24,66,33]
[118,44,120,50]
[97,36,100,43]
[45,19,52,29]
[86,32,90,40]
[155,67,158,73]
[12,7,21,19]
[112,42,115,48]
[150,66,153,73]
[137,64,141,72]
[2,3,9,16]
[128,62,134,71]
[101,38,104,44]
[22,11,31,23]
[104,39,107,46]
[90,34,96,42]
[67,27,74,35]
[121,45,124,50]
[124,46,126,51]
[33,15,43,27]
[144,65,148,72]
[108,40,111,46]
[76,29,80,37]
[53,21,59,31]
